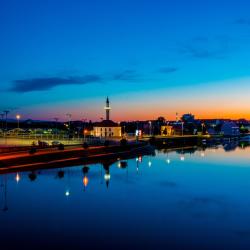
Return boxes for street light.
[54,117,59,138]
[0,113,4,130]
[16,114,21,129]
[123,125,126,137]
[82,118,87,142]
[66,113,72,139]
[201,123,205,135]
[181,121,184,136]
[3,110,10,131]
[149,121,152,136]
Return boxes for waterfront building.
[161,125,174,136]
[206,128,218,136]
[221,121,240,136]
[93,97,122,138]
[181,113,195,123]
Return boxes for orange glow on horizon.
[22,108,250,122]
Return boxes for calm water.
[1,144,250,249]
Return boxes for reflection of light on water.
[65,190,70,196]
[148,161,152,167]
[83,176,89,187]
[117,162,121,168]
[180,156,185,161]
[201,152,205,157]
[15,173,20,183]
[136,156,142,163]
[104,174,111,181]
[166,159,171,164]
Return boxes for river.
[0,143,250,249]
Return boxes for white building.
[93,97,122,138]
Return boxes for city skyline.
[1,0,250,121]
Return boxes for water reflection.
[1,175,8,212]
[82,165,89,191]
[15,172,20,183]
[1,141,250,249]
[28,171,37,181]
[2,140,250,193]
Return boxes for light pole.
[54,117,59,138]
[3,110,10,131]
[0,113,4,131]
[136,121,139,142]
[66,113,72,139]
[82,118,87,142]
[16,114,21,129]
[201,123,205,135]
[181,121,184,136]
[123,125,126,137]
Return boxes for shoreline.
[0,142,154,174]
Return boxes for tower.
[176,112,179,122]
[104,97,111,120]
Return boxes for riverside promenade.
[0,142,153,173]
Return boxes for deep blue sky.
[1,0,250,121]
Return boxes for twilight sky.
[1,0,250,121]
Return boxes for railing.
[0,134,104,147]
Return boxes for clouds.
[179,35,231,60]
[235,18,250,26]
[181,45,225,59]
[113,70,139,81]
[178,196,228,219]
[10,70,141,93]
[11,75,102,92]
[158,67,179,74]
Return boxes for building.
[181,113,195,123]
[221,121,240,137]
[92,97,122,138]
[206,128,218,136]
[161,125,174,136]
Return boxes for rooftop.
[93,120,119,127]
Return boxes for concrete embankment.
[0,142,154,173]
[146,135,205,148]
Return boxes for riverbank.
[0,142,154,173]
[0,137,96,149]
